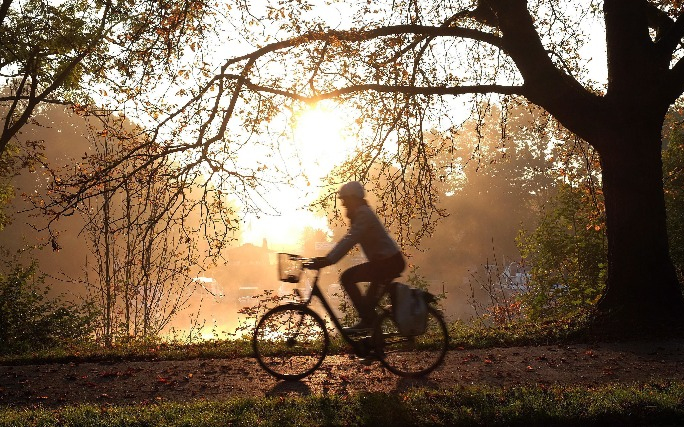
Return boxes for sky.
[237,101,359,250]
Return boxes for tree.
[0,0,212,155]
[162,0,680,331]
[45,112,237,344]
[78,133,203,343]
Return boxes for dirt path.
[2,338,684,408]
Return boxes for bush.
[0,260,98,354]
[517,183,607,320]
[664,127,684,283]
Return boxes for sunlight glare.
[240,102,356,249]
[293,103,353,182]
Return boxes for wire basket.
[278,253,303,283]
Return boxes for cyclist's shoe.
[357,353,376,366]
[342,320,373,334]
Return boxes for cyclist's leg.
[341,263,377,326]
[341,252,406,327]
[366,252,406,309]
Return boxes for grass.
[1,382,683,426]
[0,311,593,366]
[1,314,683,425]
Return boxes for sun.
[239,102,356,249]
[293,103,355,181]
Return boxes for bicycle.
[252,253,449,380]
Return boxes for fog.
[1,103,563,340]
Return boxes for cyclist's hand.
[307,256,331,270]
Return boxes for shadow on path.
[266,380,312,397]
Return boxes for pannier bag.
[390,282,428,336]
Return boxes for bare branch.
[225,24,504,68]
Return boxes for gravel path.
[2,339,684,408]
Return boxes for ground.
[1,338,684,408]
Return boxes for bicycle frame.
[295,268,383,357]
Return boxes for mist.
[0,102,565,340]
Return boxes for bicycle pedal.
[357,356,375,366]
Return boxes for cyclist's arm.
[325,208,371,264]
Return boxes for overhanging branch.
[308,83,523,100]
[224,24,504,68]
[224,73,523,101]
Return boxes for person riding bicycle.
[310,181,406,332]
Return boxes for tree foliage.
[0,0,212,154]
[663,123,684,282]
[517,183,607,320]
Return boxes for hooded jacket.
[325,204,400,264]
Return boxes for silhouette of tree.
[18,1,684,332]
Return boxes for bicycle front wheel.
[374,305,448,377]
[252,304,329,380]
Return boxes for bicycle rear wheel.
[374,305,448,377]
[252,303,329,380]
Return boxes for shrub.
[664,127,684,283]
[0,260,98,354]
[517,183,607,320]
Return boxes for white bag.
[391,282,428,336]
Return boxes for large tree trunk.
[595,118,684,331]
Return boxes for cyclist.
[309,181,405,332]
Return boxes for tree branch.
[224,24,504,68]
[228,74,523,100]
[654,10,684,62]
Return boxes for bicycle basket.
[278,253,303,283]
